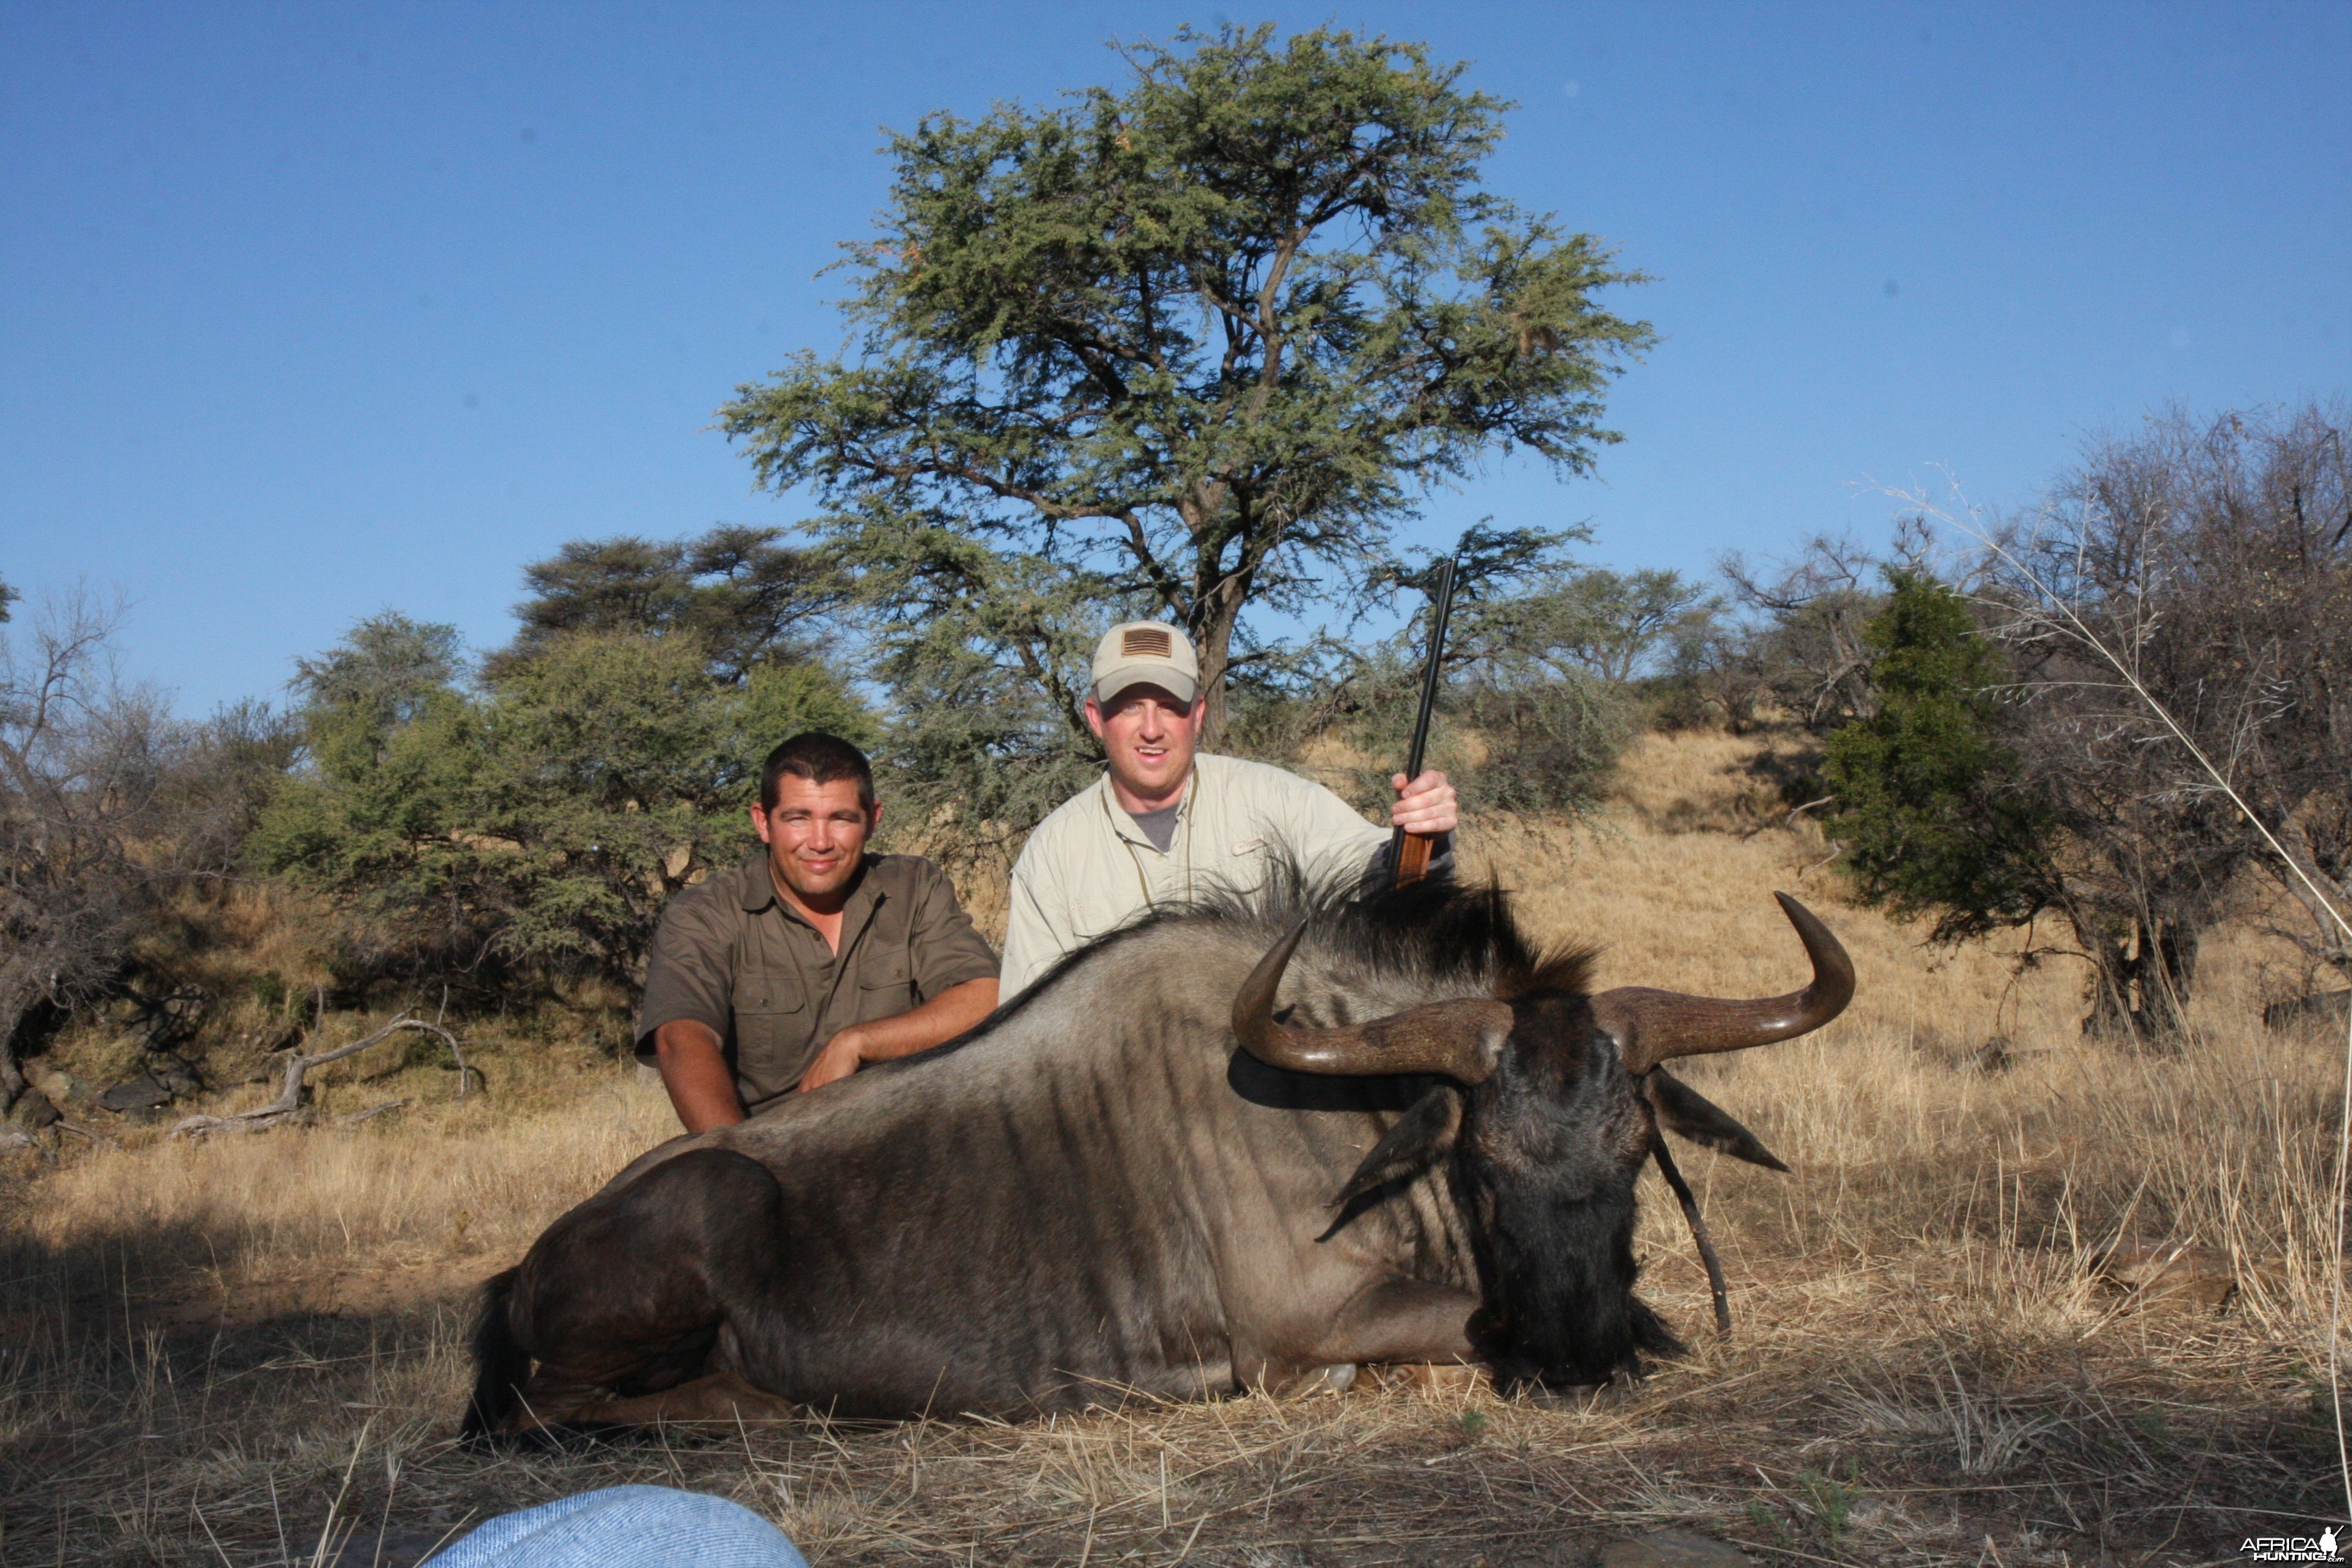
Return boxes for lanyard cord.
[1103,765,1197,911]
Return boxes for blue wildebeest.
[463,877,1851,1433]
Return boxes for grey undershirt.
[1131,803,1182,854]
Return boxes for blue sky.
[4,1,2345,714]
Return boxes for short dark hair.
[760,732,877,813]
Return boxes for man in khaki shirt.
[999,624,1458,998]
[636,733,999,1131]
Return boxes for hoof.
[1310,1362,1357,1394]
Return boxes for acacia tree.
[487,526,846,685]
[720,24,1651,745]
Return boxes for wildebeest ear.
[1645,1069,1789,1172]
[1330,1085,1463,1209]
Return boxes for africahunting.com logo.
[2243,1529,2341,1563]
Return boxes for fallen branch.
[1795,841,1847,880]
[171,1014,467,1140]
[1740,795,1837,841]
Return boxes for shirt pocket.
[859,950,916,1007]
[1217,835,1270,898]
[730,993,809,1068]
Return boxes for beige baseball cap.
[1091,621,1201,705]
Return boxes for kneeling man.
[999,624,1459,998]
[637,732,999,1131]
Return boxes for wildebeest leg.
[570,1370,799,1428]
[498,1148,785,1433]
[1245,1277,1481,1396]
[1310,1276,1481,1366]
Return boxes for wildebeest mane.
[889,852,1598,1081]
[1149,851,1601,1003]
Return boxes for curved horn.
[1591,892,1855,1077]
[1231,920,1517,1082]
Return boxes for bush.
[254,618,875,999]
[1820,572,2056,939]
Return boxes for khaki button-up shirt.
[998,753,1413,998]
[634,850,998,1114]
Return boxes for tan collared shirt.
[634,850,998,1114]
[998,753,1398,998]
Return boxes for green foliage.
[466,633,756,979]
[1794,1461,1860,1544]
[0,574,16,622]
[490,525,846,685]
[720,24,1649,743]
[1743,1500,1792,1552]
[814,508,1122,866]
[255,615,874,996]
[249,971,286,1013]
[1821,573,2057,941]
[1479,566,1716,685]
[292,611,463,740]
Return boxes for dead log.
[170,1013,469,1140]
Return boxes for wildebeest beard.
[1459,1154,1680,1391]
[1451,994,1688,1391]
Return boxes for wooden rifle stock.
[1390,555,1459,887]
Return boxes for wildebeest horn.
[1591,892,1854,1076]
[1232,921,1517,1083]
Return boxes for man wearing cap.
[636,731,1001,1132]
[998,623,1458,998]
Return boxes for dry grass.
[3,729,2342,1566]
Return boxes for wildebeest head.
[1232,892,1853,1391]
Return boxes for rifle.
[1390,553,1460,886]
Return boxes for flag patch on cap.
[1122,626,1172,658]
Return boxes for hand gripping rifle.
[1390,554,1460,887]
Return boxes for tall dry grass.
[1,729,2340,1565]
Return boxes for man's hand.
[797,1026,869,1094]
[796,976,999,1095]
[1390,769,1459,837]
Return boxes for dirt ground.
[4,731,2344,1566]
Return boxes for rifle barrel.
[1390,555,1459,883]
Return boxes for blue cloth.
[426,1486,807,1568]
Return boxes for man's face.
[752,776,879,903]
[1084,684,1204,806]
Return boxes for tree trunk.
[1191,583,1246,751]
[2273,820,2352,986]
[2079,915,2200,1045]
[0,992,28,1113]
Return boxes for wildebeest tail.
[460,1267,529,1443]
